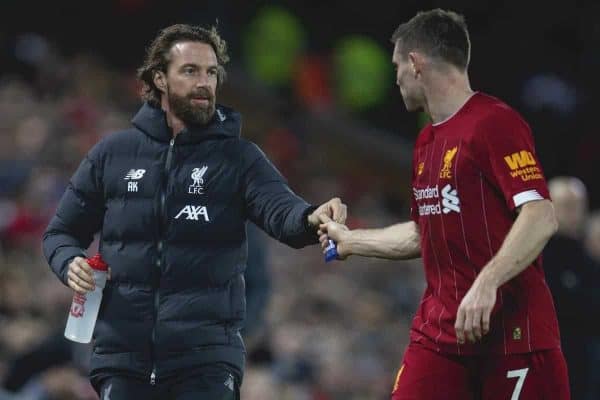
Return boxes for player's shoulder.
[472,92,529,129]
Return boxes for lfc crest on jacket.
[188,166,208,195]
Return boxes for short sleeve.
[474,108,550,210]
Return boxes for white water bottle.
[64,254,108,343]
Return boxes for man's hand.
[307,197,347,229]
[454,276,498,344]
[318,216,352,260]
[67,257,96,294]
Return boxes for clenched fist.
[307,197,347,229]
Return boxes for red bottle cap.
[87,254,108,271]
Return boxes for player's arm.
[455,199,557,344]
[478,199,557,288]
[318,218,421,260]
[456,108,557,344]
[241,140,346,249]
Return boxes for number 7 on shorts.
[506,368,529,400]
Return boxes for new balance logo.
[175,205,210,222]
[441,184,460,214]
[125,169,145,192]
[124,169,146,180]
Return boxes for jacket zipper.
[150,137,175,385]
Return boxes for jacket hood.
[131,102,242,144]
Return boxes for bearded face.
[168,85,215,126]
[160,41,219,126]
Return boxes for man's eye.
[208,69,217,76]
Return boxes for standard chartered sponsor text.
[413,185,439,200]
[419,202,443,215]
[414,184,461,215]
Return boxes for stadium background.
[0,0,598,399]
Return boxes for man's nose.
[195,72,211,87]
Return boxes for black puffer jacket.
[42,103,317,384]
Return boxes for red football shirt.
[409,92,560,355]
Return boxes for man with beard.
[42,24,346,400]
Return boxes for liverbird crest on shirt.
[440,146,458,179]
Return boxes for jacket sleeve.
[241,141,318,248]
[42,144,105,285]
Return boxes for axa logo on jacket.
[175,205,210,221]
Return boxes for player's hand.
[67,257,96,294]
[454,277,497,344]
[307,197,347,229]
[318,215,352,260]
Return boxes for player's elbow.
[521,199,558,239]
[536,200,559,239]
[547,202,559,237]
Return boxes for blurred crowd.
[1,5,600,398]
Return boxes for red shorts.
[391,343,570,400]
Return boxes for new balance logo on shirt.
[414,184,461,216]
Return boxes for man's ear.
[408,51,424,78]
[153,71,167,94]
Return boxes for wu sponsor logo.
[503,150,543,182]
[189,166,208,195]
[124,169,145,192]
[441,184,460,214]
[175,205,210,222]
[440,146,458,179]
[504,150,536,170]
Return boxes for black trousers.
[95,365,240,400]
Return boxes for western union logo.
[504,151,536,170]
